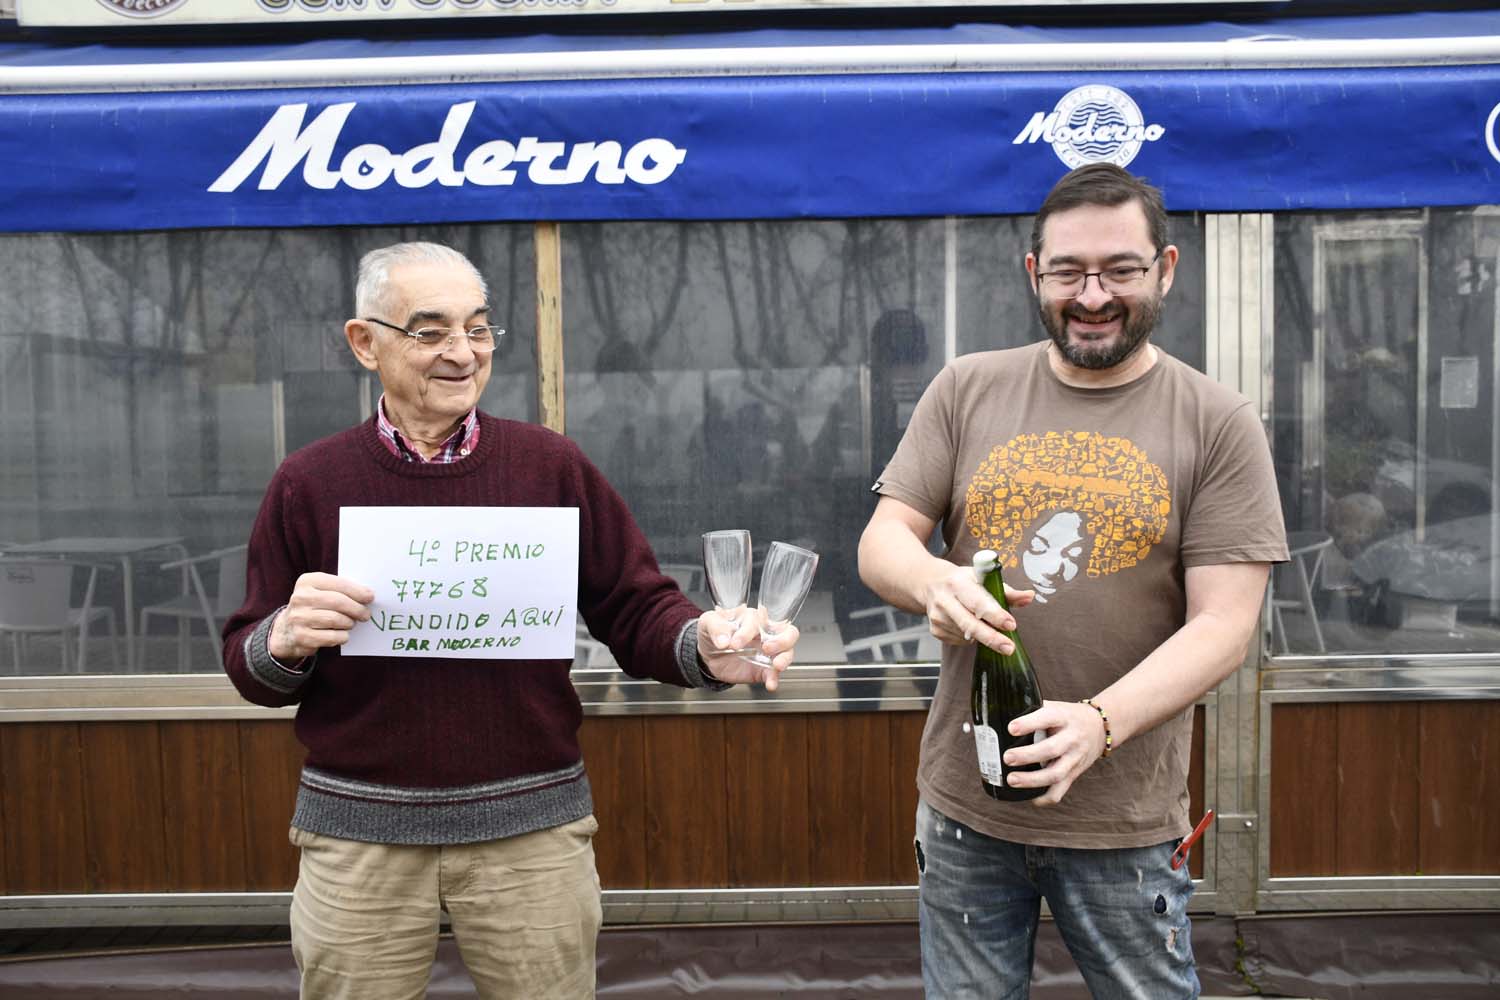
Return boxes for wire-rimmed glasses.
[702,529,752,629]
[1035,249,1162,298]
[363,316,505,354]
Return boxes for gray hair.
[354,242,489,319]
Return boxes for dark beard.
[1038,288,1162,370]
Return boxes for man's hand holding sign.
[268,571,375,663]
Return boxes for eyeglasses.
[363,316,505,354]
[1035,250,1162,298]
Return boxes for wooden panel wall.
[1,723,88,894]
[0,709,1221,896]
[582,713,922,889]
[1269,700,1500,876]
[0,720,302,894]
[1188,704,1205,880]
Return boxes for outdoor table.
[0,536,186,671]
[1352,514,1496,604]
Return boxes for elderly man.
[222,241,797,1000]
[859,165,1286,997]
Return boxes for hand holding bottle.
[996,699,1113,806]
[918,558,1034,653]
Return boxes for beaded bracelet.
[1080,698,1113,758]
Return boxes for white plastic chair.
[1272,531,1335,653]
[0,558,120,673]
[138,544,248,672]
[847,604,903,634]
[842,623,941,663]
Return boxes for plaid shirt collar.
[375,395,481,464]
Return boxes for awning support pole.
[535,220,565,434]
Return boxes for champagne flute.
[702,529,752,629]
[741,540,819,675]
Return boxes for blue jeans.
[915,799,1198,1000]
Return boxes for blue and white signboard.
[0,23,1498,231]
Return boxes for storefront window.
[561,220,948,665]
[1271,208,1500,656]
[0,225,535,676]
[0,212,1215,676]
[561,219,947,665]
[562,214,1207,666]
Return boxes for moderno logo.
[209,101,687,193]
[1014,85,1165,169]
[96,0,189,16]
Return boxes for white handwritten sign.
[338,506,580,659]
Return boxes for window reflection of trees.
[0,224,533,543]
[561,219,945,655]
[563,219,938,369]
[1,213,1122,668]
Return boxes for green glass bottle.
[969,549,1045,801]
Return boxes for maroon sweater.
[222,413,712,845]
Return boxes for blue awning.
[0,11,1497,231]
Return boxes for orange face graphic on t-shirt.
[965,431,1171,601]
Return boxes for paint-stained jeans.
[915,799,1198,1000]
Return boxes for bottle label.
[973,725,1003,784]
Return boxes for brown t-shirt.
[877,342,1287,849]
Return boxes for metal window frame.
[1202,212,1273,915]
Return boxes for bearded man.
[858,164,1287,999]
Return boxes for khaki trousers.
[288,815,603,1000]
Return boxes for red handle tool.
[1170,809,1215,870]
